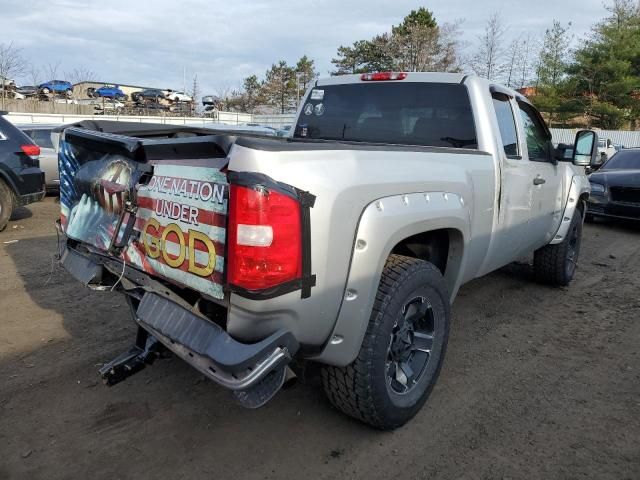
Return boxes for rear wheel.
[533,207,583,286]
[0,180,15,232]
[322,255,450,430]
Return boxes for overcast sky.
[1,0,609,95]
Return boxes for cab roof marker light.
[361,72,408,81]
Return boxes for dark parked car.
[0,114,46,231]
[587,148,640,222]
[136,102,168,112]
[132,89,165,102]
[16,85,38,97]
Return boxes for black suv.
[0,113,46,231]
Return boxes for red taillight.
[228,183,302,291]
[360,72,407,81]
[21,144,40,159]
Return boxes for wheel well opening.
[578,192,589,215]
[390,229,451,275]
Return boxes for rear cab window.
[294,82,477,149]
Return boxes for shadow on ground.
[1,215,639,480]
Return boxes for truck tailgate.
[59,127,229,300]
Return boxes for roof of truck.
[316,72,468,86]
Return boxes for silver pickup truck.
[58,72,598,429]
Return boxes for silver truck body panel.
[314,191,470,365]
[226,144,494,350]
[226,73,589,366]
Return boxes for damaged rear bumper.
[133,292,296,391]
[61,247,298,394]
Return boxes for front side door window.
[517,102,551,162]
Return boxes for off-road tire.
[533,206,584,286]
[321,255,450,430]
[0,180,15,232]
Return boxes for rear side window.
[295,82,477,149]
[24,129,54,149]
[491,94,518,157]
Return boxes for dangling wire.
[110,256,127,291]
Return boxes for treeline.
[221,56,318,114]
[327,2,640,129]
[3,1,638,126]
[228,1,639,128]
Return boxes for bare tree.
[435,20,466,72]
[45,61,62,81]
[0,42,27,107]
[516,35,536,89]
[26,64,42,87]
[65,65,96,98]
[65,66,95,84]
[213,83,236,110]
[471,13,507,80]
[503,38,521,88]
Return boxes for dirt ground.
[0,197,638,480]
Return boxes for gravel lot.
[1,197,639,480]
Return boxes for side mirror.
[572,130,599,167]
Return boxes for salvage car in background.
[18,124,59,191]
[165,90,192,102]
[1,76,15,88]
[16,85,38,97]
[587,148,640,222]
[94,85,126,100]
[38,80,73,96]
[132,89,166,102]
[0,113,45,231]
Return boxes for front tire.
[0,180,15,232]
[322,255,450,430]
[533,206,583,286]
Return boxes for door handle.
[533,177,546,185]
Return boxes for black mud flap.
[61,248,103,286]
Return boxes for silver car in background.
[18,124,59,192]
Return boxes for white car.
[165,91,192,102]
[1,76,15,88]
